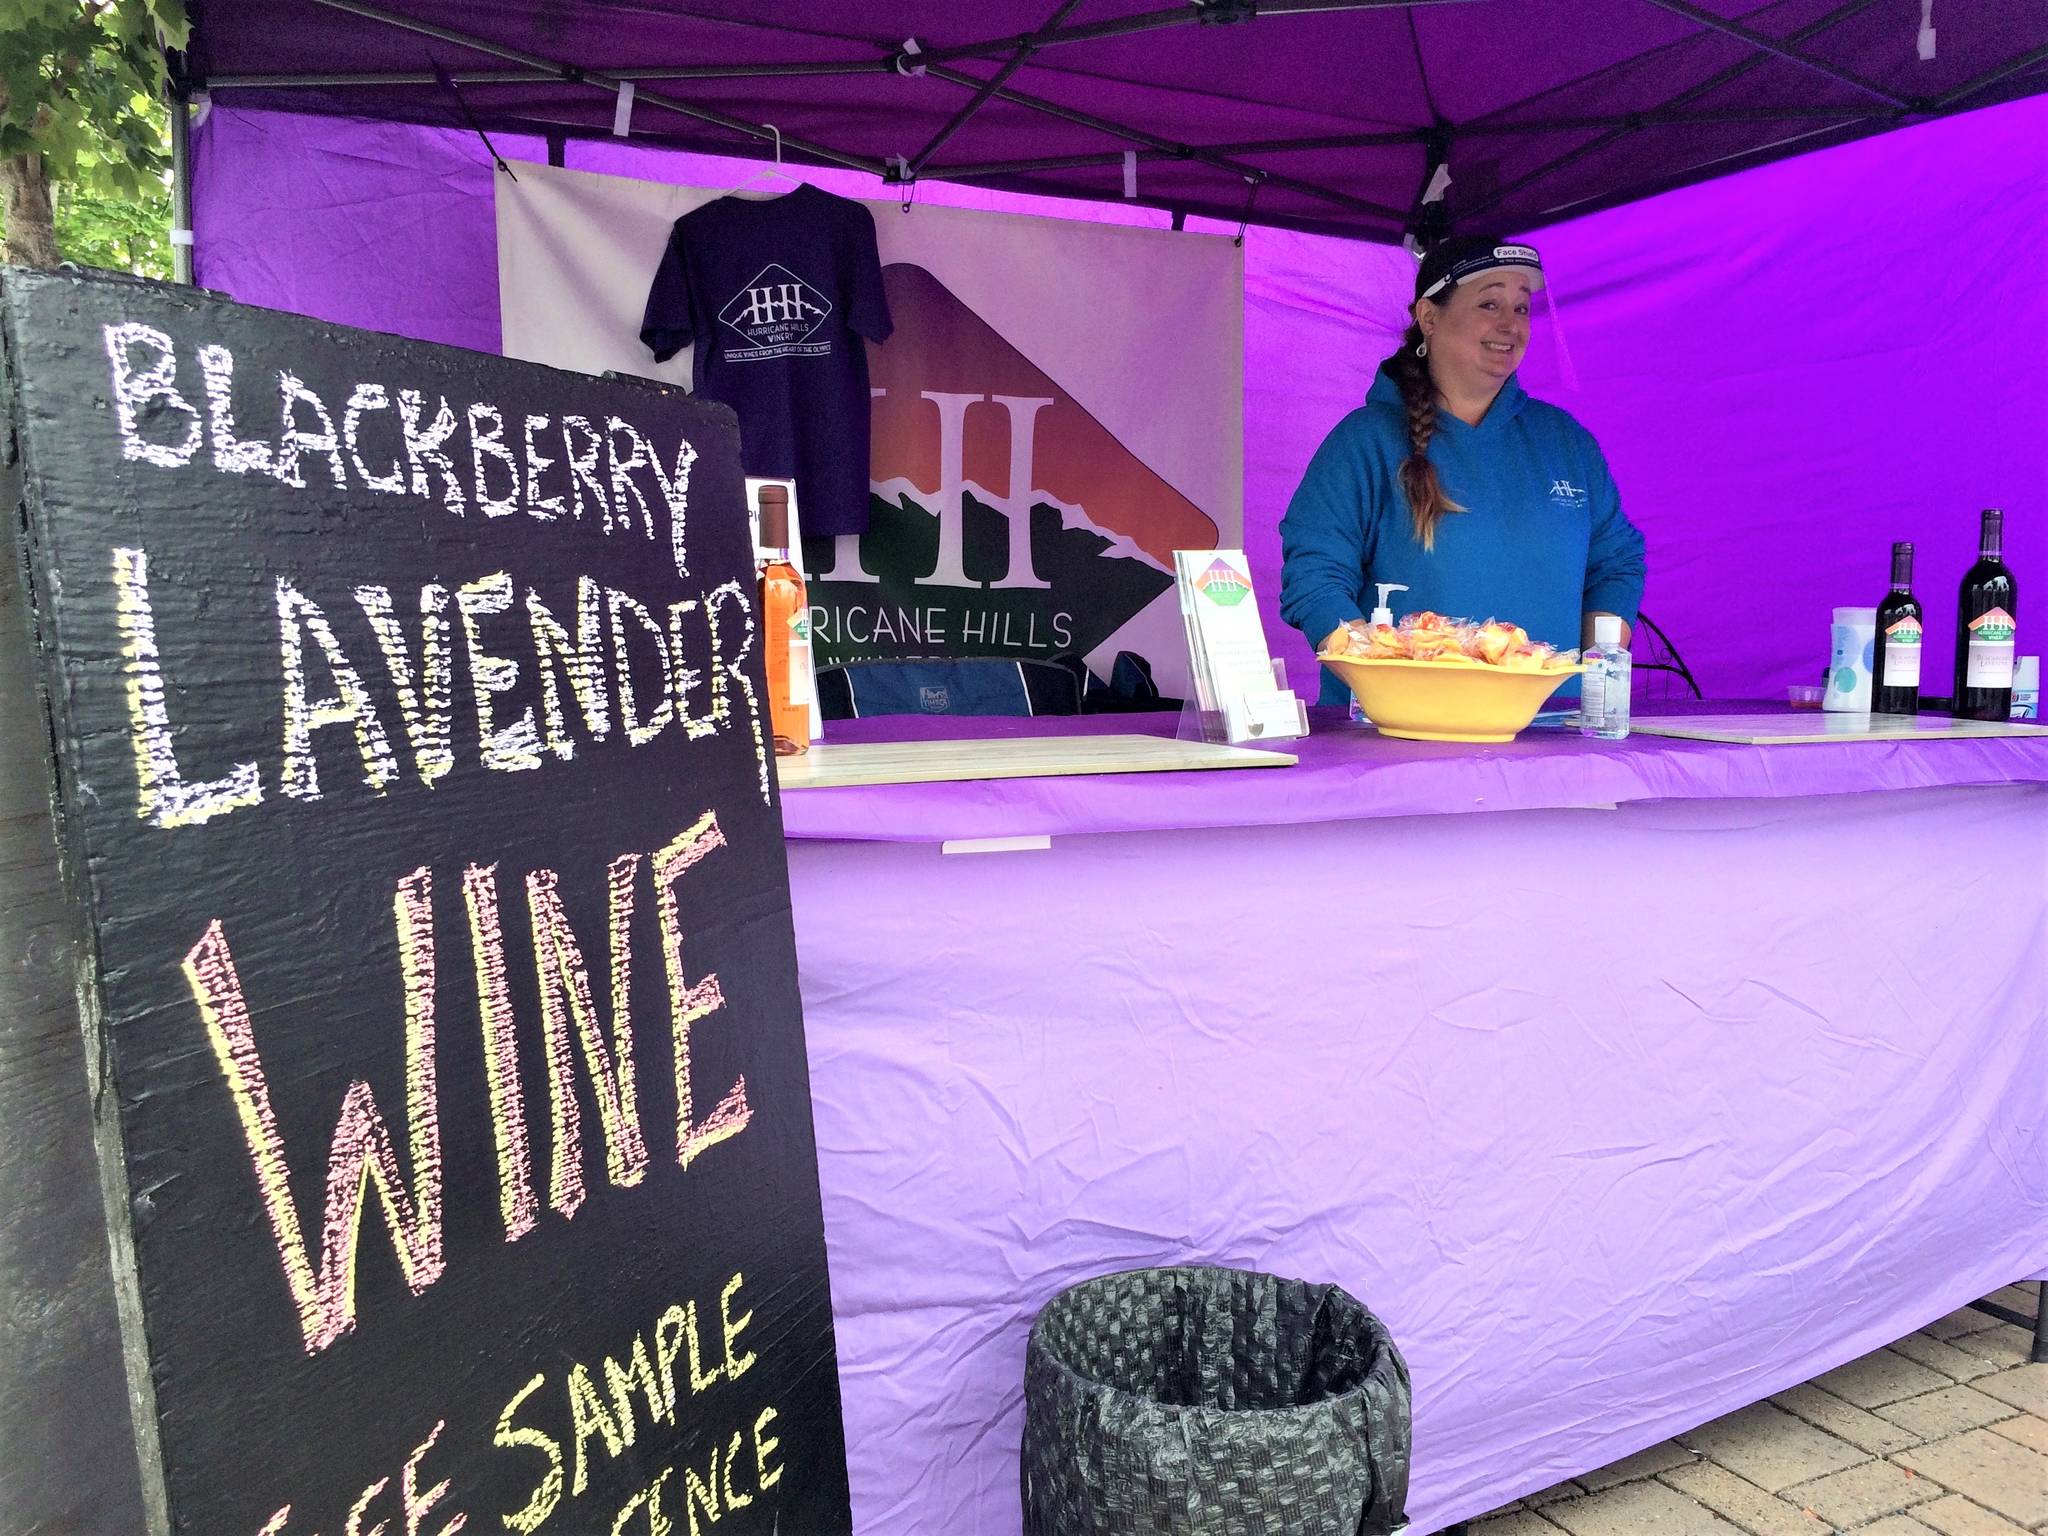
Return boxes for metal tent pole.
[926,101,1892,183]
[912,0,1491,67]
[208,61,893,90]
[169,90,193,285]
[904,0,1086,177]
[921,63,1409,225]
[1967,1286,2048,1361]
[1635,0,1917,109]
[304,0,888,176]
[1460,0,1884,222]
[1921,43,2048,113]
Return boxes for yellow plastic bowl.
[1317,655,1585,743]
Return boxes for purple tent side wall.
[192,96,2048,701]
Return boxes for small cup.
[1825,606,1877,712]
[2013,655,2040,720]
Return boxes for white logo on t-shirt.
[719,264,833,361]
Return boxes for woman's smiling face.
[1417,270,1533,391]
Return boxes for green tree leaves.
[1,0,187,272]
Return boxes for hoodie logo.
[1549,478,1587,509]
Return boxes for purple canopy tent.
[178,0,2048,248]
[160,6,2048,1533]
[173,0,2048,699]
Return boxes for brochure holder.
[1172,549,1308,746]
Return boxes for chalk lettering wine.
[1953,508,2018,722]
[1871,541,1923,716]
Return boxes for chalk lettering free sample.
[1,269,852,1536]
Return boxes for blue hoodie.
[1280,366,1646,705]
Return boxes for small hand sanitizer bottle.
[1351,582,1408,725]
[1579,615,1632,740]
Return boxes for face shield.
[1411,238,1581,392]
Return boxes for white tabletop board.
[1631,713,2048,745]
[775,733,1297,790]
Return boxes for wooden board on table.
[1633,712,2048,745]
[776,733,1296,789]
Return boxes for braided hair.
[1386,314,1463,552]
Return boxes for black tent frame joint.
[884,154,917,210]
[1407,199,1450,249]
[165,41,198,98]
[1404,122,1453,247]
[1234,170,1266,245]
[1194,0,1260,24]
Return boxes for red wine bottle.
[1871,541,1923,716]
[1953,508,2018,721]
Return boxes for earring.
[1416,338,1429,359]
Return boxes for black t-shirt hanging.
[641,184,892,538]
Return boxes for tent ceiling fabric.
[186,0,2048,242]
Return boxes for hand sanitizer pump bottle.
[1579,615,1632,740]
[1351,583,1408,724]
[1370,583,1408,629]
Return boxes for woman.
[1280,236,1646,705]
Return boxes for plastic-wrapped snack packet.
[1401,610,1466,661]
[1471,620,1529,664]
[1364,624,1407,658]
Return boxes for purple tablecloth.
[781,706,2048,841]
[784,712,2048,1535]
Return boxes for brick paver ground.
[1470,1283,2046,1536]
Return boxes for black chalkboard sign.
[0,268,853,1536]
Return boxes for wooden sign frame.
[0,268,853,1536]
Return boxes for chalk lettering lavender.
[3,271,850,1536]
[111,553,771,817]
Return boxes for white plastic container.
[2012,656,2040,720]
[1580,615,1632,740]
[1824,606,1877,712]
[1349,582,1410,726]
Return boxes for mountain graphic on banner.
[805,263,1219,669]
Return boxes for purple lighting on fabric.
[183,0,2048,239]
[768,709,2048,843]
[192,93,2048,702]
[191,109,544,355]
[787,783,2048,1532]
[1512,92,2048,703]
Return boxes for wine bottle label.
[1882,617,1921,689]
[787,612,813,707]
[1967,607,2017,689]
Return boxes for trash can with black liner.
[1022,1265,1412,1536]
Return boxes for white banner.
[498,162,1243,697]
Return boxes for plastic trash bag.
[1023,1266,1411,1536]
